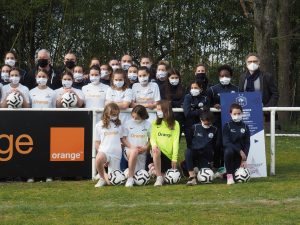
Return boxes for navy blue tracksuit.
[207,83,239,168]
[183,92,210,147]
[185,124,218,170]
[222,120,250,174]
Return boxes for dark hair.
[156,100,175,130]
[218,65,233,76]
[189,80,204,90]
[245,52,260,62]
[230,103,243,113]
[129,65,138,70]
[131,105,149,120]
[4,51,18,60]
[90,65,100,72]
[35,68,49,77]
[165,68,184,101]
[157,61,169,71]
[200,111,214,122]
[138,66,150,74]
[2,64,12,70]
[107,65,113,73]
[111,69,129,90]
[61,70,73,79]
[9,67,20,75]
[194,63,206,73]
[140,55,153,63]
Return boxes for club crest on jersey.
[208,133,214,138]
[240,128,245,133]
[198,102,204,107]
[236,95,247,107]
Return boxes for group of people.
[0,49,279,186]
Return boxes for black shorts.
[161,151,172,173]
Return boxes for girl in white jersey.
[29,69,56,108]
[94,103,125,187]
[131,66,161,122]
[82,65,109,109]
[122,105,151,187]
[105,69,132,123]
[55,71,84,108]
[1,67,30,108]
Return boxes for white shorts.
[100,151,120,173]
[124,148,146,173]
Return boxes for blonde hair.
[101,103,121,128]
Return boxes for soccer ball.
[197,168,214,184]
[164,169,181,184]
[108,170,126,185]
[123,168,129,179]
[134,169,150,186]
[6,92,23,108]
[234,167,251,183]
[61,92,77,108]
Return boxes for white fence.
[1,107,299,177]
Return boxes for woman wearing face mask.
[183,80,209,148]
[1,68,30,108]
[127,65,138,88]
[3,51,27,84]
[132,66,161,122]
[164,68,185,138]
[1,64,11,85]
[155,62,169,99]
[150,100,180,186]
[185,112,218,185]
[82,66,109,109]
[194,63,209,90]
[239,53,279,107]
[105,69,132,123]
[122,105,151,187]
[55,71,84,108]
[72,65,88,90]
[223,103,250,185]
[100,64,112,86]
[207,65,239,170]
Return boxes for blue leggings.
[224,148,241,174]
[185,148,212,171]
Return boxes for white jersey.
[55,87,84,107]
[82,83,109,108]
[132,82,161,122]
[106,87,133,123]
[95,120,125,159]
[1,83,30,104]
[0,83,2,100]
[29,86,56,108]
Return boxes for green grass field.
[1,137,300,225]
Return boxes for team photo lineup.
[0,50,279,187]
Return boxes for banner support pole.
[270,108,276,176]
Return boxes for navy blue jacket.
[191,124,218,152]
[222,120,250,155]
[207,83,239,107]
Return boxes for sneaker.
[214,167,226,179]
[94,178,107,188]
[186,177,197,186]
[27,178,34,183]
[227,174,235,185]
[154,176,164,186]
[125,177,134,187]
[93,173,100,181]
[46,177,53,182]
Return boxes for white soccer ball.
[61,92,77,108]
[234,167,251,183]
[197,168,214,184]
[6,92,23,108]
[108,169,126,185]
[134,169,150,186]
[123,168,129,179]
[164,169,181,184]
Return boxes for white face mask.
[36,77,48,86]
[231,114,243,122]
[5,59,16,67]
[169,78,179,86]
[220,77,231,85]
[90,76,100,84]
[156,71,167,79]
[138,76,149,85]
[1,72,10,82]
[100,70,108,78]
[110,116,118,121]
[10,76,20,85]
[201,122,211,129]
[114,80,124,88]
[247,63,259,72]
[156,110,164,118]
[73,73,83,82]
[128,73,138,81]
[190,89,201,96]
[145,64,152,69]
[111,65,120,71]
[122,63,131,70]
[62,80,73,88]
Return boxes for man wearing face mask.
[120,54,133,71]
[207,65,239,170]
[239,53,279,107]
[26,49,61,90]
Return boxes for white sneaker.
[27,178,34,183]
[125,177,134,187]
[186,177,197,186]
[46,177,53,182]
[227,174,235,185]
[154,176,164,186]
[94,178,107,188]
